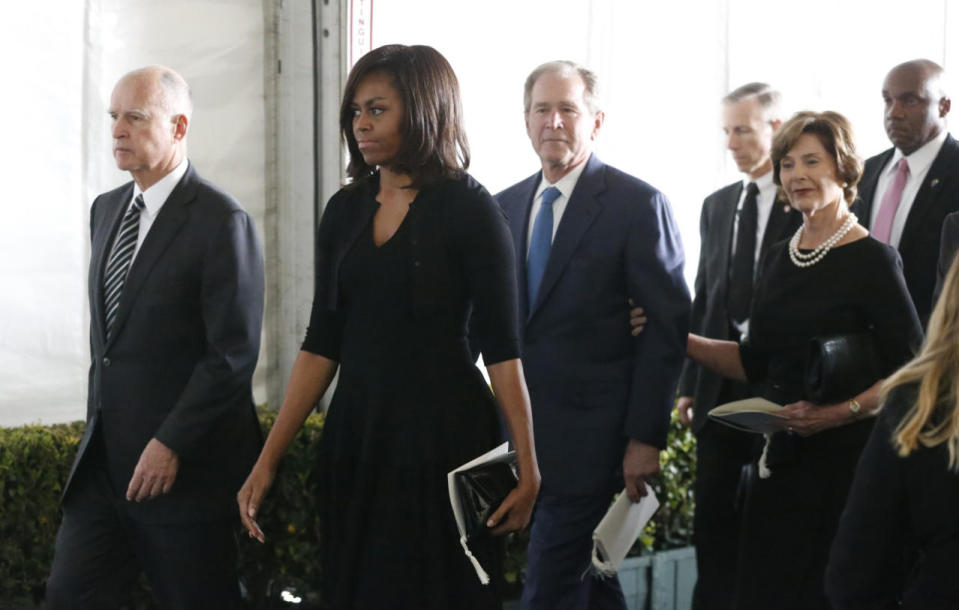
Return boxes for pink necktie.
[873,158,910,244]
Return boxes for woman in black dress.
[825,252,959,610]
[237,44,540,609]
[686,111,922,610]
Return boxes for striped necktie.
[103,195,145,338]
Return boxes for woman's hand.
[780,400,855,436]
[237,463,276,543]
[486,476,540,536]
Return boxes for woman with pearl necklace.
[686,110,923,610]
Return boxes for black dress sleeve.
[301,192,346,360]
[865,247,923,375]
[451,180,521,366]
[824,389,911,610]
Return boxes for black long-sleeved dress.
[301,172,520,609]
[825,383,959,610]
[733,236,922,610]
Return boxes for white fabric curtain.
[0,0,267,426]
[1,0,955,426]
[371,0,955,288]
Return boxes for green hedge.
[0,409,694,606]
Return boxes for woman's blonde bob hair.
[882,250,959,469]
[771,110,863,206]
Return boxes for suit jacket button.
[413,260,421,268]
[103,357,111,367]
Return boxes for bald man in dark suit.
[853,59,958,326]
[45,66,264,609]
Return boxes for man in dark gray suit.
[497,61,690,610]
[46,66,264,608]
[675,83,800,610]
[854,59,957,326]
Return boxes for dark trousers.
[691,418,756,610]
[521,493,627,610]
[45,428,243,609]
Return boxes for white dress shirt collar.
[132,157,189,218]
[886,129,948,180]
[526,157,590,252]
[534,157,589,201]
[128,158,189,259]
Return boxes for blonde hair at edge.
[882,251,959,469]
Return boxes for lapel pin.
[931,178,940,188]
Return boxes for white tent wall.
[372,0,956,295]
[0,1,272,426]
[1,0,957,426]
[0,3,88,426]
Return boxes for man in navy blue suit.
[496,61,690,610]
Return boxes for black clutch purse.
[804,332,882,404]
[454,451,518,540]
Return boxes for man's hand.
[675,396,694,427]
[126,438,179,502]
[623,439,660,502]
[628,299,647,336]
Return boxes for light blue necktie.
[527,186,561,306]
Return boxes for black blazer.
[679,181,801,432]
[933,210,959,304]
[67,163,265,523]
[853,134,959,325]
[825,384,959,609]
[496,154,690,496]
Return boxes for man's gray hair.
[523,60,601,115]
[723,82,782,122]
[125,65,194,120]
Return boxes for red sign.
[350,0,373,68]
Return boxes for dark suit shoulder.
[599,161,664,200]
[704,180,742,205]
[97,180,136,202]
[192,174,247,216]
[495,172,539,203]
[940,133,959,160]
[701,181,742,218]
[864,147,896,172]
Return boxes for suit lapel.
[529,155,604,317]
[105,167,195,350]
[713,182,743,290]
[506,174,540,321]
[760,197,796,258]
[90,184,134,346]
[856,148,894,229]
[900,135,959,253]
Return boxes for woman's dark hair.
[340,44,470,188]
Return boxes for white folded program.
[590,484,659,578]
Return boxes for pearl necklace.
[788,212,858,268]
